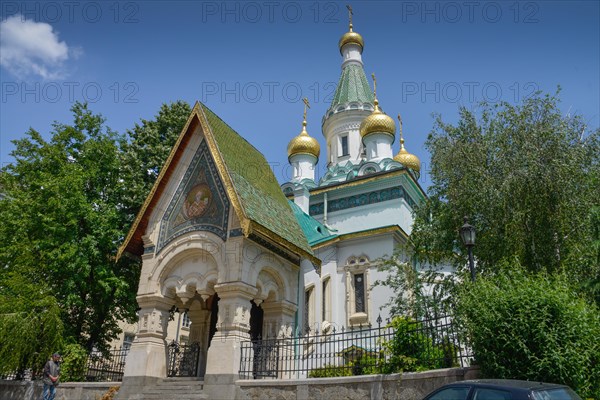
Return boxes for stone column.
[261,300,297,379]
[204,282,257,399]
[117,295,172,399]
[187,299,211,377]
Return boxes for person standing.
[42,353,61,400]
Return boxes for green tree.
[455,262,600,399]
[0,102,139,353]
[0,271,64,377]
[411,91,600,299]
[375,249,455,318]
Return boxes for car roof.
[449,379,568,391]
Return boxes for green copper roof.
[201,104,314,257]
[288,200,337,246]
[330,64,374,110]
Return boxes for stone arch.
[248,253,290,302]
[255,269,284,302]
[158,249,219,302]
[147,232,225,296]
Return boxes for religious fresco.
[156,140,229,254]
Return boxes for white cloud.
[0,15,75,80]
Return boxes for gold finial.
[394,113,421,174]
[288,97,320,160]
[346,5,353,31]
[397,114,404,147]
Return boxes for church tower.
[360,74,396,162]
[321,6,374,167]
[287,98,320,184]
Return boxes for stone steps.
[129,378,207,400]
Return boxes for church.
[116,11,425,400]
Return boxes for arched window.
[345,256,371,326]
[322,277,331,323]
[303,285,315,334]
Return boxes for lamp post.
[459,216,476,282]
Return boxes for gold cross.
[372,73,377,98]
[346,5,353,29]
[302,97,310,122]
[397,114,404,140]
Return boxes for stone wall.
[1,367,478,400]
[236,367,480,400]
[0,380,119,400]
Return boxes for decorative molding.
[229,228,243,237]
[143,246,155,254]
[309,185,415,216]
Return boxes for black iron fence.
[85,347,128,382]
[167,341,201,377]
[239,314,472,380]
[1,347,128,382]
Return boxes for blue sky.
[1,1,598,188]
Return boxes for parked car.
[422,379,582,400]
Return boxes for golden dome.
[360,98,396,139]
[394,142,421,172]
[339,26,364,53]
[288,122,320,160]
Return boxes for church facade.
[116,14,424,399]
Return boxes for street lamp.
[459,216,476,282]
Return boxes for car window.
[531,388,583,400]
[472,388,513,400]
[427,387,470,400]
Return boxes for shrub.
[60,343,88,382]
[382,316,452,373]
[455,263,600,399]
[308,364,352,378]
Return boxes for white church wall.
[324,198,413,236]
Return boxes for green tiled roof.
[201,104,314,257]
[288,200,337,247]
[330,64,374,110]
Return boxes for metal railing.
[1,347,128,382]
[85,347,128,382]
[239,314,472,380]
[167,341,201,377]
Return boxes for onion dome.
[394,138,421,172]
[288,100,320,160]
[339,25,364,54]
[359,74,396,140]
[339,6,364,54]
[394,115,421,172]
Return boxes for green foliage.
[0,100,193,370]
[0,102,139,352]
[59,343,88,382]
[381,316,453,373]
[308,364,352,378]
[0,279,63,377]
[410,91,600,302]
[350,354,387,375]
[375,247,457,318]
[455,263,600,399]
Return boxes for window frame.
[340,134,349,157]
[303,284,315,334]
[344,255,371,327]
